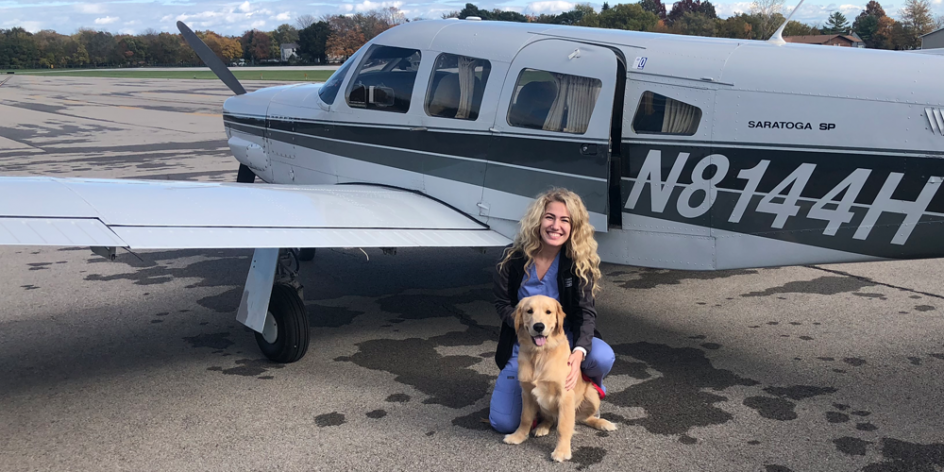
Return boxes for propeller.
[176,21,256,183]
[176,21,246,95]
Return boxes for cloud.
[714,1,753,17]
[251,19,265,28]
[352,0,403,12]
[525,1,574,14]
[75,3,105,13]
[274,11,291,20]
[238,1,250,12]
[339,3,354,12]
[94,16,119,24]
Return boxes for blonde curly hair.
[499,188,602,295]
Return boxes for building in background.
[280,43,299,62]
[921,28,944,49]
[784,34,865,48]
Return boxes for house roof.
[280,42,299,49]
[920,26,944,38]
[783,34,863,44]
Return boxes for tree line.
[3,0,942,69]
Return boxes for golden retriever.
[502,295,616,462]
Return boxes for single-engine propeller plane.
[2,15,944,363]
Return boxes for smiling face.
[540,201,572,250]
[514,295,566,349]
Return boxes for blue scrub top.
[517,252,560,302]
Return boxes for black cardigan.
[492,248,599,370]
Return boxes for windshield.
[318,49,362,105]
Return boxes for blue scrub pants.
[489,336,615,434]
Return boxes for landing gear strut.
[239,248,310,363]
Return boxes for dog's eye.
[546,310,551,314]
[527,309,533,314]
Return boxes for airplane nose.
[533,322,545,333]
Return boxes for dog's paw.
[551,448,572,462]
[533,422,552,437]
[503,433,527,445]
[584,417,617,431]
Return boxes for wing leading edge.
[0,177,511,249]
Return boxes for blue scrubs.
[488,253,616,434]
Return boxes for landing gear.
[237,164,256,183]
[239,248,310,363]
[298,248,316,261]
[255,283,309,363]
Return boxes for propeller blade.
[177,21,246,95]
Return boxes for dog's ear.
[554,300,566,336]
[514,303,524,333]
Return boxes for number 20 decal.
[625,150,943,246]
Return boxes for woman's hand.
[565,350,585,391]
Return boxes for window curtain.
[662,98,698,134]
[543,74,599,133]
[455,56,476,119]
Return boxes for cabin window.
[631,91,702,136]
[425,53,491,121]
[346,45,421,113]
[318,49,361,105]
[507,68,601,134]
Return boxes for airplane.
[2,13,943,364]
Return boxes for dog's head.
[514,295,566,349]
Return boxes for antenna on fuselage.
[768,0,807,45]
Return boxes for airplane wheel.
[298,248,316,261]
[255,283,309,363]
[237,164,256,183]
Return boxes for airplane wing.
[0,177,511,250]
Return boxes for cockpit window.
[318,49,361,105]
[507,68,601,134]
[632,91,702,136]
[346,45,422,113]
[425,53,491,121]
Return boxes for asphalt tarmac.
[1,76,943,472]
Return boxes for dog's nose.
[533,323,545,333]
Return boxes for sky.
[1,0,942,37]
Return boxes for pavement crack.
[808,266,944,300]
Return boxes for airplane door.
[483,40,617,232]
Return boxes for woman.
[489,188,616,433]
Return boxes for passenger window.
[632,91,702,135]
[318,49,361,105]
[507,68,601,134]
[346,45,421,113]
[425,53,491,121]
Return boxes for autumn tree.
[639,0,667,20]
[896,0,934,49]
[298,21,330,63]
[750,0,785,40]
[854,1,894,48]
[325,15,366,59]
[296,14,317,29]
[599,3,659,31]
[240,30,272,63]
[716,14,754,38]
[667,0,716,25]
[677,11,716,36]
[272,24,299,46]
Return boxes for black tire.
[237,164,256,183]
[254,283,309,363]
[298,248,316,261]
